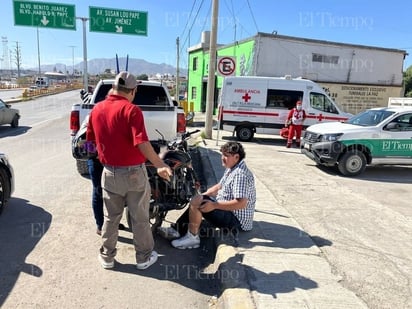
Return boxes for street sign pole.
[37,27,41,75]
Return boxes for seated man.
[170,141,256,249]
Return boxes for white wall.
[254,36,404,86]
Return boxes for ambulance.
[218,76,352,141]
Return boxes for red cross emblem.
[242,92,251,102]
[317,114,324,121]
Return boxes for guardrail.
[2,83,83,103]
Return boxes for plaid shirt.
[217,160,256,231]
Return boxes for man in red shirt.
[285,100,306,148]
[87,71,172,270]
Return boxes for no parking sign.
[217,56,236,76]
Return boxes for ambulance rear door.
[221,77,268,131]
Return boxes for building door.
[201,77,218,113]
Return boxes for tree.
[136,74,148,80]
[404,66,412,97]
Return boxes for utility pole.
[37,27,41,76]
[1,37,9,79]
[176,37,180,103]
[204,0,219,139]
[76,17,89,90]
[68,45,76,77]
[9,49,13,79]
[14,41,22,78]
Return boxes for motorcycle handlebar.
[183,129,200,139]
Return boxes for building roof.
[189,31,408,57]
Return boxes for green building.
[187,32,256,113]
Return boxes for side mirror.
[386,122,400,130]
[172,100,178,107]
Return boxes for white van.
[35,77,49,88]
[218,76,352,141]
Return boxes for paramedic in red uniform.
[285,100,306,148]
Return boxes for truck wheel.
[11,115,19,128]
[338,150,366,176]
[236,126,254,142]
[76,159,89,176]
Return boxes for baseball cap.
[114,71,138,89]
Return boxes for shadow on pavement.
[0,198,52,307]
[0,126,32,138]
[107,233,220,297]
[218,253,318,299]
[226,220,332,250]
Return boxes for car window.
[93,83,168,107]
[347,109,394,126]
[383,113,412,131]
[133,85,168,106]
[266,89,303,109]
[0,99,6,109]
[310,92,339,114]
[94,84,112,104]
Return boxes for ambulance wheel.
[338,150,366,177]
[236,126,254,142]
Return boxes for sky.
[1,0,412,72]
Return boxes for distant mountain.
[28,57,187,76]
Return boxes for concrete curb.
[214,243,255,309]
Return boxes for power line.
[179,0,206,55]
[245,0,259,33]
[179,0,197,40]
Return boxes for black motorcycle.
[126,129,201,232]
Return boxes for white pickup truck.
[70,78,186,175]
[301,102,412,176]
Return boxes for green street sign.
[13,1,76,30]
[89,6,148,36]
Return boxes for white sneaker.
[157,226,181,240]
[171,232,200,249]
[98,255,114,269]
[136,251,158,270]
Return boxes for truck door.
[306,92,349,125]
[378,112,412,161]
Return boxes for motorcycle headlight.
[320,133,343,142]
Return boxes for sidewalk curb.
[215,244,255,309]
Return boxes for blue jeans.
[87,158,104,230]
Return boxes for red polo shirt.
[86,94,148,166]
